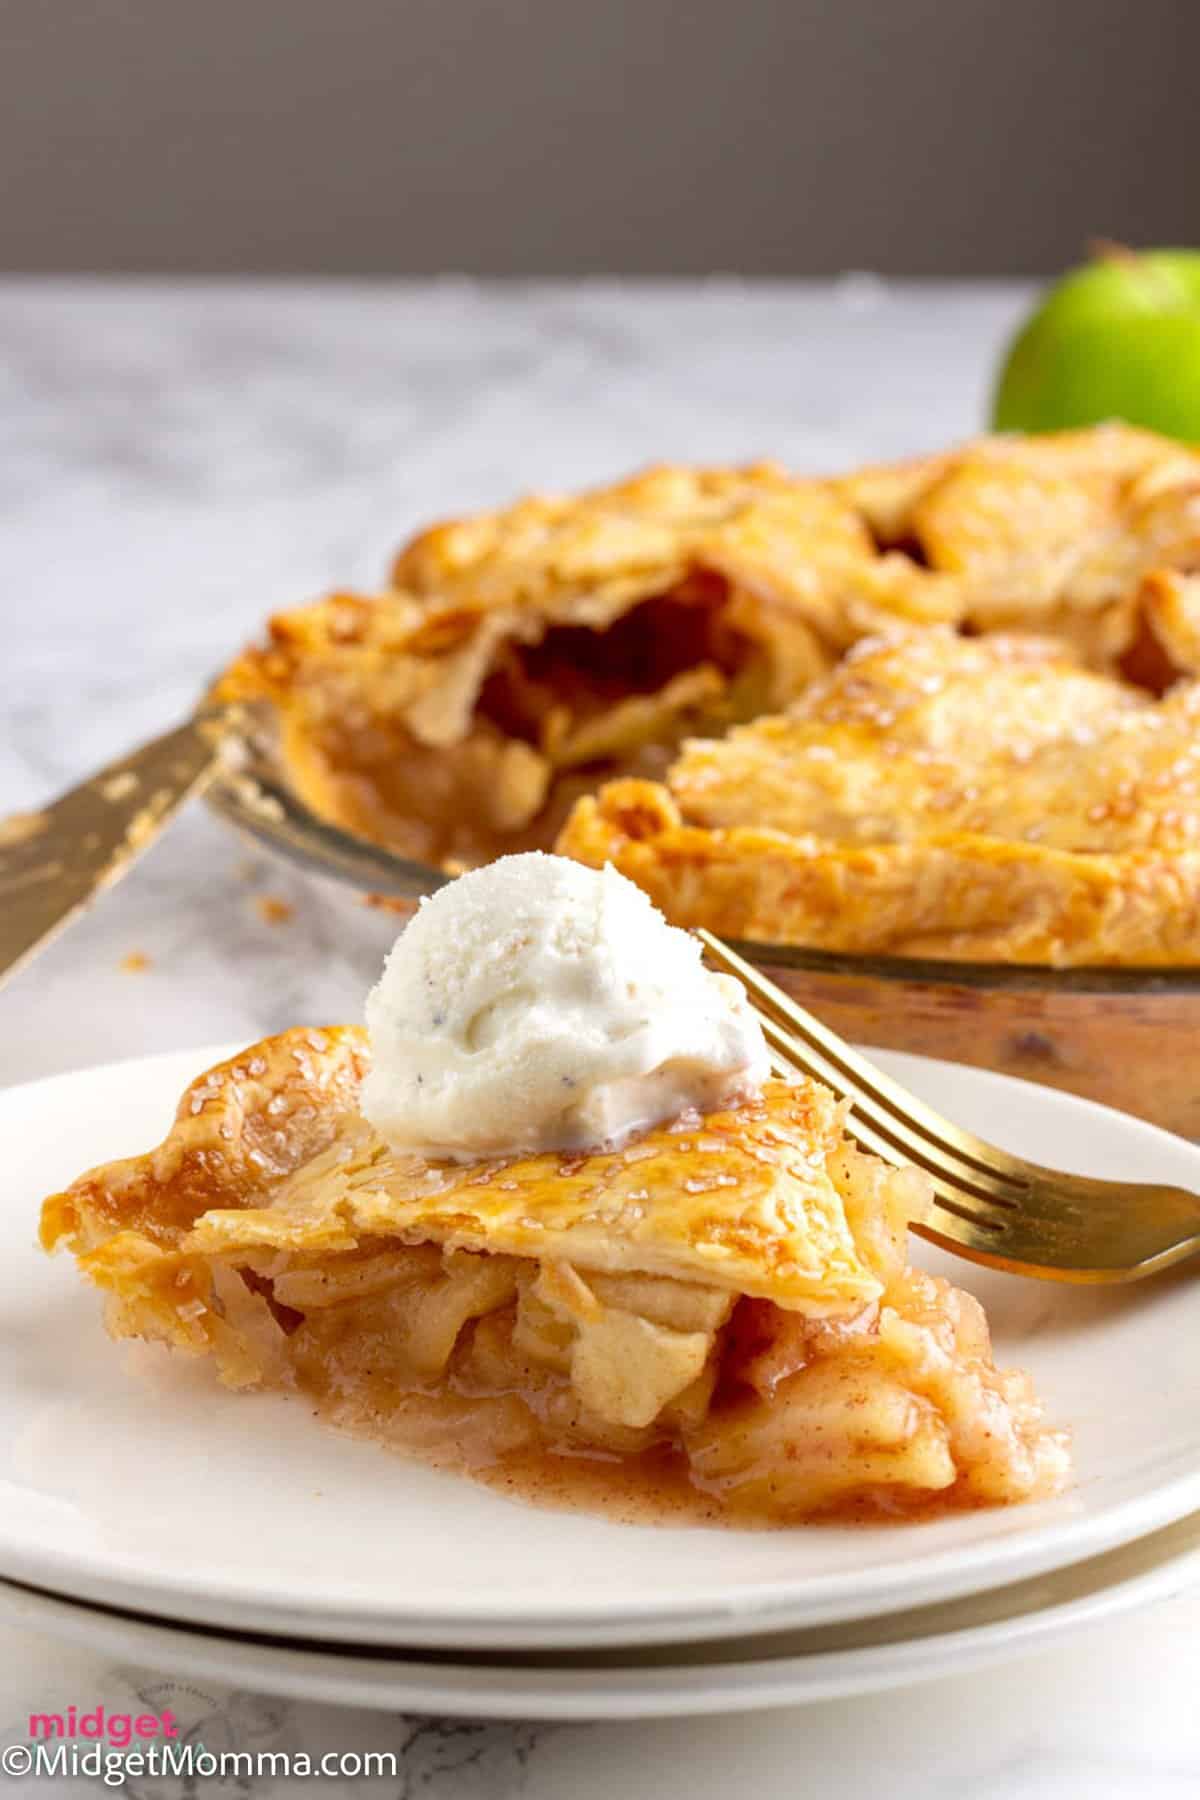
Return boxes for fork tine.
[757,1012,1019,1232]
[913,1201,1200,1284]
[761,1005,1162,1277]
[700,931,1200,1284]
[701,933,1031,1184]
[910,1208,1047,1275]
[705,932,1033,1207]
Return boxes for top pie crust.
[557,629,1200,965]
[213,462,919,865]
[42,1029,886,1319]
[211,425,1200,952]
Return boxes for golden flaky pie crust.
[213,462,953,867]
[557,629,1200,966]
[212,426,1200,938]
[41,1032,1068,1523]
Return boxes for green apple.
[992,246,1200,443]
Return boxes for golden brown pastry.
[41,1030,1067,1523]
[215,463,962,867]
[839,424,1200,666]
[557,629,1200,965]
[213,425,1200,880]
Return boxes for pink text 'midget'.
[28,1707,180,1749]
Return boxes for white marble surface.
[2,277,1196,1795]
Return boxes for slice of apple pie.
[42,1027,1067,1524]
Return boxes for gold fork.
[700,929,1200,1285]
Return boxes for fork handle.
[0,717,225,992]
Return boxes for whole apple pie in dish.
[213,424,1200,904]
[41,857,1067,1526]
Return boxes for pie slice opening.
[473,575,765,774]
[42,1029,1068,1525]
[214,562,826,871]
[213,429,1200,879]
[211,461,921,870]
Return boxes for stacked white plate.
[3,1047,1199,1719]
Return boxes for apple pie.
[213,464,954,868]
[41,1029,1068,1524]
[558,627,1200,965]
[213,425,1200,876]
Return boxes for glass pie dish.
[206,736,1200,1142]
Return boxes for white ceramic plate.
[3,1508,1199,1719]
[1,1045,1198,1650]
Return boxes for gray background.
[0,0,1194,275]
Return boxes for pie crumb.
[362,893,411,915]
[120,951,152,973]
[255,895,294,926]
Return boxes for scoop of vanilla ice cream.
[361,852,770,1161]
